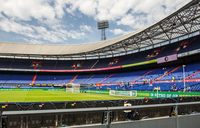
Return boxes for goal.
[66,83,80,93]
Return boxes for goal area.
[66,83,80,93]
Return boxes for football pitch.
[0,89,135,103]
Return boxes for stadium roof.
[0,32,136,56]
[0,0,200,60]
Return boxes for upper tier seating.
[0,35,199,71]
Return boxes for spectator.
[124,101,133,120]
[169,106,177,117]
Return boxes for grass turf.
[0,89,136,103]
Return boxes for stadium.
[1,0,200,128]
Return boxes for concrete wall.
[73,113,200,128]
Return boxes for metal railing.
[1,101,200,128]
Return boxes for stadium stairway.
[69,75,79,83]
[154,66,181,81]
[90,60,99,69]
[130,70,154,84]
[99,74,115,83]
[31,74,37,85]
[185,70,200,79]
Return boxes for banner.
[137,91,200,98]
[109,90,137,97]
[157,54,177,64]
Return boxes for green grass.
[0,89,136,103]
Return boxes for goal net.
[66,83,80,93]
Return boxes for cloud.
[0,0,56,22]
[54,0,66,18]
[65,0,191,29]
[0,16,87,43]
[0,0,192,44]
[80,25,92,32]
[0,0,93,44]
[65,0,138,21]
[66,0,97,16]
[117,14,135,27]
[110,28,128,35]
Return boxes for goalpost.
[66,83,80,93]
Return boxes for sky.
[0,0,191,44]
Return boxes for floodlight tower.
[97,20,109,40]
